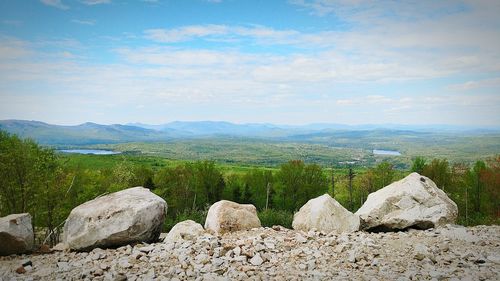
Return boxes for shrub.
[258,209,294,229]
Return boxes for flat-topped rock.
[356,173,458,231]
[63,187,167,250]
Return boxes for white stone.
[0,213,34,256]
[295,234,308,243]
[250,253,264,266]
[292,194,360,233]
[164,220,204,244]
[63,187,167,250]
[204,200,261,234]
[356,173,458,230]
[233,246,241,256]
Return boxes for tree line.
[0,131,498,246]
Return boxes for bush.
[258,209,294,229]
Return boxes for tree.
[243,183,253,204]
[330,166,336,198]
[359,169,375,205]
[303,164,328,203]
[347,167,356,211]
[134,165,155,189]
[423,159,451,191]
[143,177,155,190]
[482,156,500,217]
[154,164,196,215]
[276,160,305,211]
[411,156,426,174]
[224,174,243,203]
[110,160,137,192]
[243,169,274,210]
[451,162,470,225]
[373,161,394,190]
[0,131,72,245]
[468,161,486,213]
[275,160,327,211]
[193,161,225,206]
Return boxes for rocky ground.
[1,225,499,281]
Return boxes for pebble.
[250,253,264,266]
[0,225,498,281]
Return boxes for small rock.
[93,268,104,276]
[296,234,307,243]
[250,253,264,266]
[113,273,127,281]
[414,244,430,261]
[233,246,241,256]
[347,250,357,263]
[15,266,26,274]
[57,261,70,272]
[21,259,32,267]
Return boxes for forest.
[0,130,498,247]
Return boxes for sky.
[0,0,499,126]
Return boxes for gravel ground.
[1,225,499,281]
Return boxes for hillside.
[0,120,174,145]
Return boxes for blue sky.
[0,0,499,126]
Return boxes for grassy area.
[77,132,500,170]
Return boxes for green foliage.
[154,163,197,215]
[0,131,74,246]
[258,209,293,229]
[275,160,328,211]
[373,161,395,189]
[411,156,426,174]
[423,159,451,191]
[153,160,225,221]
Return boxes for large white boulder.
[0,213,34,256]
[355,173,458,230]
[292,194,360,233]
[63,187,167,250]
[164,220,204,243]
[204,200,261,234]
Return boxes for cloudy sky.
[0,0,499,126]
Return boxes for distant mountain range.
[0,119,498,146]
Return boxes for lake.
[58,149,121,155]
[373,149,401,156]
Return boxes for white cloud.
[81,0,111,5]
[2,20,23,26]
[0,37,32,60]
[145,25,228,43]
[71,19,96,25]
[40,0,69,10]
[144,25,299,44]
[447,77,500,91]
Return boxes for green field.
[83,131,500,169]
